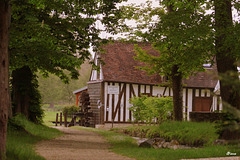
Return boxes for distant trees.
[38,61,91,105]
[0,0,11,158]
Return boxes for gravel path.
[35,127,134,160]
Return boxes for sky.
[98,0,239,39]
[91,0,239,57]
[98,0,160,40]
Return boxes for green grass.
[73,126,240,160]
[7,115,63,160]
[43,110,59,126]
[43,110,79,126]
[41,104,66,111]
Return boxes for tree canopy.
[9,0,127,122]
[120,0,214,120]
[10,0,127,82]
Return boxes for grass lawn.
[43,110,81,126]
[43,110,59,126]
[7,115,63,160]
[73,126,240,160]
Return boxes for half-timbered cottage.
[84,42,221,124]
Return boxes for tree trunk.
[23,95,30,118]
[0,0,11,159]
[171,65,183,121]
[12,66,33,119]
[214,0,240,110]
[166,1,183,121]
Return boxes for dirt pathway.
[35,127,134,160]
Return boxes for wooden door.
[194,97,211,112]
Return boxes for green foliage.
[11,66,44,124]
[129,95,148,122]
[7,114,62,160]
[10,0,127,82]
[121,0,213,78]
[143,96,173,123]
[28,81,44,124]
[120,0,214,121]
[214,103,240,138]
[62,105,79,115]
[129,96,173,124]
[9,0,124,122]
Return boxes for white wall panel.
[141,85,145,93]
[104,82,108,121]
[126,84,130,121]
[146,85,150,93]
[195,89,199,97]
[187,89,193,120]
[201,90,205,97]
[206,90,211,97]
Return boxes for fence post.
[55,113,58,126]
[60,112,62,126]
[81,118,84,126]
[64,112,67,127]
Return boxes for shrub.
[129,95,148,122]
[62,105,79,115]
[143,96,173,123]
[129,96,173,124]
[113,121,219,146]
[148,121,219,146]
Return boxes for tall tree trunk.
[171,65,183,121]
[215,0,240,110]
[0,0,11,159]
[12,66,33,119]
[166,3,183,121]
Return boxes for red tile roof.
[183,69,218,88]
[100,41,162,85]
[99,41,218,88]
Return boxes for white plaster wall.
[100,64,103,80]
[126,84,130,121]
[187,89,193,120]
[141,85,145,93]
[90,70,97,81]
[146,85,150,93]
[152,86,165,96]
[103,83,222,122]
[133,84,138,96]
[104,82,108,121]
